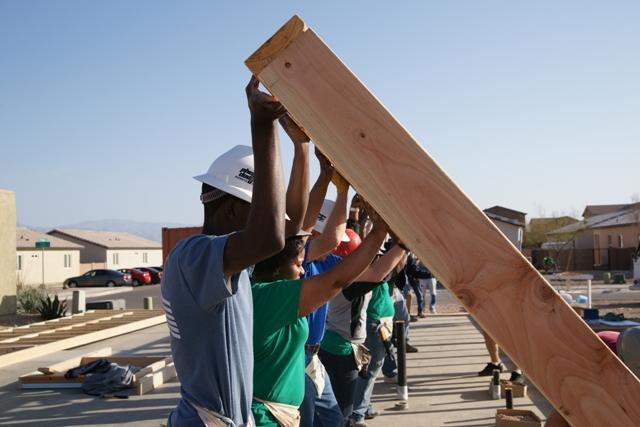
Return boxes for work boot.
[410,315,418,323]
[418,311,426,318]
[364,407,379,420]
[406,343,419,353]
[478,362,504,376]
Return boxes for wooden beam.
[246,16,640,426]
[37,347,112,374]
[0,313,166,369]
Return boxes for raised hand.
[245,76,286,123]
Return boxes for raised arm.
[223,76,286,276]
[305,172,349,262]
[298,213,388,316]
[302,149,333,232]
[280,114,310,237]
[356,244,407,283]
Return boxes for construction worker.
[161,76,287,427]
[250,211,391,426]
[299,154,352,427]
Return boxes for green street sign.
[35,239,50,249]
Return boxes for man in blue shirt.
[162,77,287,427]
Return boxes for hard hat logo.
[236,168,255,185]
[193,145,255,204]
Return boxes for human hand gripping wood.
[279,114,310,145]
[245,18,640,425]
[245,75,286,125]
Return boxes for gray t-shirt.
[162,234,253,426]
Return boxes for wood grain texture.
[246,17,640,426]
[245,15,307,75]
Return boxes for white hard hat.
[194,145,254,203]
[314,199,350,242]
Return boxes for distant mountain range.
[17,219,193,242]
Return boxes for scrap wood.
[244,15,640,426]
[20,349,175,395]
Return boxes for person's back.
[163,234,253,425]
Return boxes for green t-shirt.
[320,329,354,356]
[251,279,309,424]
[367,282,394,320]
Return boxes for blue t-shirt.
[302,240,342,345]
[161,234,253,427]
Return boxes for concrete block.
[86,299,126,310]
[71,290,86,314]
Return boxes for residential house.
[546,203,640,269]
[525,216,579,249]
[16,228,82,286]
[483,206,527,250]
[48,229,162,272]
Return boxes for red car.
[117,268,151,287]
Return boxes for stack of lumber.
[0,310,166,368]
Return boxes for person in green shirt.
[250,211,390,427]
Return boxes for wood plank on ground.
[245,16,640,426]
[0,310,166,369]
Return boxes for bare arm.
[306,175,348,262]
[223,77,286,276]
[280,115,310,237]
[298,225,387,317]
[302,149,333,232]
[356,244,406,282]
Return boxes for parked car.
[152,266,163,272]
[64,269,131,288]
[135,267,163,284]
[117,268,151,286]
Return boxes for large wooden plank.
[245,16,640,426]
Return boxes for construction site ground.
[0,287,558,427]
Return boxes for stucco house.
[47,229,162,272]
[16,228,82,286]
[546,203,640,268]
[483,206,527,251]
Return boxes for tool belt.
[304,353,326,398]
[186,397,251,427]
[253,397,300,427]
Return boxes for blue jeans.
[383,289,409,378]
[318,348,359,420]
[300,351,344,427]
[351,319,387,422]
[405,276,425,313]
[420,278,437,312]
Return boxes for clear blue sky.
[1,1,638,227]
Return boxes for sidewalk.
[365,314,551,427]
[0,314,551,426]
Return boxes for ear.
[222,197,237,219]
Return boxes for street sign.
[35,239,50,249]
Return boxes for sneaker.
[364,408,379,420]
[406,343,419,353]
[418,311,426,318]
[429,307,437,314]
[478,362,504,376]
[383,375,397,384]
[348,419,367,427]
[410,315,418,323]
[509,371,524,383]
